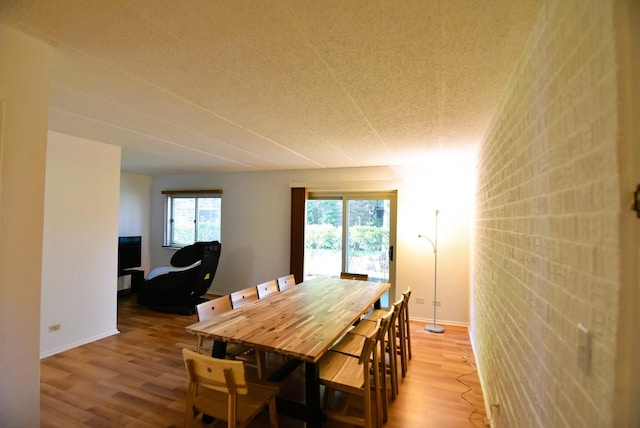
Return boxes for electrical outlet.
[433,300,441,307]
[490,401,500,417]
[415,297,425,304]
[48,324,61,332]
[577,323,591,373]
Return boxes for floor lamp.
[419,210,444,333]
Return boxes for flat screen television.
[118,236,141,273]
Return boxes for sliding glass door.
[304,191,396,305]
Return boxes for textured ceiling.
[0,0,542,176]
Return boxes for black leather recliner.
[137,241,221,315]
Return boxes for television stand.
[117,269,144,297]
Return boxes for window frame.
[162,189,222,248]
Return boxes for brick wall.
[472,1,620,426]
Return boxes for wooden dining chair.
[255,279,290,366]
[340,272,369,281]
[365,287,411,378]
[230,286,273,378]
[256,279,279,299]
[182,348,279,428]
[318,320,383,428]
[196,295,235,326]
[195,296,264,379]
[195,296,249,355]
[230,286,259,308]
[276,274,296,291]
[333,307,396,423]
[352,300,402,400]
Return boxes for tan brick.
[472,1,619,426]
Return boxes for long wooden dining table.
[185,276,390,427]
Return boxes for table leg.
[270,360,323,426]
[212,340,227,359]
[374,296,382,310]
[305,361,323,428]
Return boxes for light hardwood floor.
[40,294,487,427]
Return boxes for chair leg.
[380,363,387,423]
[379,343,388,423]
[322,387,334,410]
[397,322,408,378]
[363,382,371,428]
[184,400,194,428]
[228,392,237,428]
[405,316,412,360]
[389,337,399,399]
[403,326,409,376]
[372,357,382,428]
[256,350,266,380]
[268,396,278,428]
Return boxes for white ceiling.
[0,0,542,176]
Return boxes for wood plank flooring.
[40,294,487,427]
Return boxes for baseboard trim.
[409,316,469,328]
[40,329,120,359]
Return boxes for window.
[163,190,222,247]
[304,191,397,307]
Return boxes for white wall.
[40,131,121,358]
[394,155,476,326]
[151,170,299,293]
[0,24,51,427]
[151,159,476,325]
[119,172,152,275]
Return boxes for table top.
[185,277,390,363]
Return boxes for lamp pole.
[419,210,444,333]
